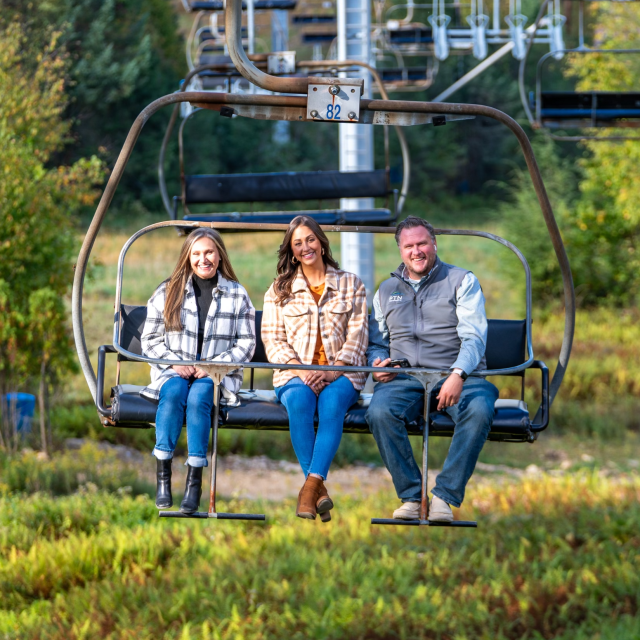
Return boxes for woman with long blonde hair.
[141,228,255,513]
[262,216,368,521]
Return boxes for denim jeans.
[365,375,499,507]
[153,376,213,467]
[275,376,359,480]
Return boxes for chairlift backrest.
[117,304,525,371]
[485,319,526,372]
[184,170,390,205]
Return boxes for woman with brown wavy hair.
[141,228,255,514]
[262,216,368,521]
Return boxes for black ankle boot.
[180,464,203,514]
[155,458,173,509]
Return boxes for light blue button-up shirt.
[367,265,488,375]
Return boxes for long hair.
[273,216,339,304]
[164,228,238,331]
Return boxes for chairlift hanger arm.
[75,90,573,414]
[518,0,553,127]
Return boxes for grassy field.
[0,447,638,639]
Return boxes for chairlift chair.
[159,61,413,228]
[74,0,575,527]
[519,0,640,141]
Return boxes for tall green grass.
[0,444,151,497]
[0,472,638,639]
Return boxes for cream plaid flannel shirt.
[262,265,369,390]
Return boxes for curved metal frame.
[73,91,575,432]
[519,0,640,141]
[111,220,534,379]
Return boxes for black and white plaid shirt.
[140,274,256,404]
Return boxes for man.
[366,216,498,522]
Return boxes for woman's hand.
[304,370,334,394]
[172,364,196,379]
[304,360,344,395]
[192,367,210,379]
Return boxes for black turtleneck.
[192,272,218,355]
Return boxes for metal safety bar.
[159,372,266,521]
[73,92,574,437]
[371,372,477,527]
[110,216,535,529]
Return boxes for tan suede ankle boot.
[317,481,333,523]
[297,475,323,519]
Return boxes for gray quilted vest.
[378,258,487,371]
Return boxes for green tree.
[565,3,640,305]
[0,23,104,452]
[4,0,183,213]
[504,3,640,308]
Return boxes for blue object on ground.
[2,393,36,435]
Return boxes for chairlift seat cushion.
[109,385,531,440]
[184,170,390,204]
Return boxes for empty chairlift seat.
[188,0,297,9]
[301,31,337,44]
[388,26,433,45]
[100,309,547,443]
[292,15,336,24]
[535,92,640,127]
[178,169,398,226]
[379,68,430,83]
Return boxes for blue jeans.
[366,375,499,507]
[153,376,213,467]
[275,376,359,480]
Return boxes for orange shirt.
[309,283,329,366]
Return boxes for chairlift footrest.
[158,511,266,520]
[370,518,477,527]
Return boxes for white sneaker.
[429,496,453,522]
[393,502,421,520]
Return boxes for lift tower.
[337,0,375,299]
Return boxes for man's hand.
[372,357,400,383]
[436,373,464,410]
[193,367,210,379]
[172,364,196,379]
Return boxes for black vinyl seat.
[98,307,546,442]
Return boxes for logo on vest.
[389,291,403,302]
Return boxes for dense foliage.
[0,23,104,450]
[503,3,640,308]
[2,0,184,212]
